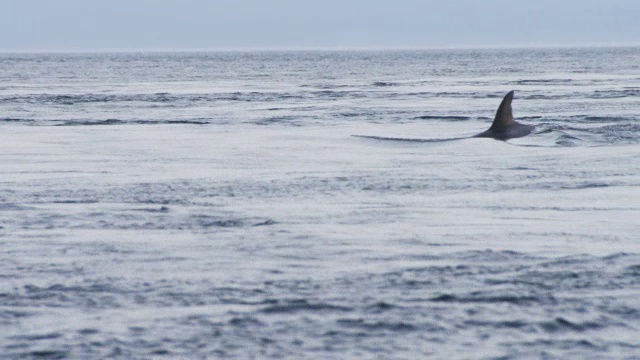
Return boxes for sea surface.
[1,48,639,359]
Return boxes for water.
[1,48,639,359]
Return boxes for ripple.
[261,299,353,314]
[539,317,609,333]
[336,318,416,332]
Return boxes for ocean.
[1,47,639,359]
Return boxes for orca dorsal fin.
[490,90,516,131]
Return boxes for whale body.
[352,90,534,142]
[474,90,533,140]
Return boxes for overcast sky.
[2,0,639,51]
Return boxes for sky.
[2,0,639,51]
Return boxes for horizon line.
[1,42,639,54]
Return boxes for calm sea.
[1,48,639,359]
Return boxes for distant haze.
[2,0,640,51]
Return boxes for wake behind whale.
[353,90,534,143]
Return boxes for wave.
[513,79,574,85]
[548,121,640,144]
[414,115,471,121]
[336,318,416,332]
[261,299,352,314]
[0,91,313,105]
[0,117,36,124]
[429,293,544,305]
[352,134,468,143]
[0,93,177,105]
[252,116,304,126]
[55,118,211,126]
[372,81,399,87]
[591,89,640,99]
[539,317,607,333]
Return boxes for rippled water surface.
[1,48,640,359]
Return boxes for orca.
[473,90,533,140]
[353,90,534,142]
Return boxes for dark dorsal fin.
[489,90,515,131]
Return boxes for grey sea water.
[1,48,639,359]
